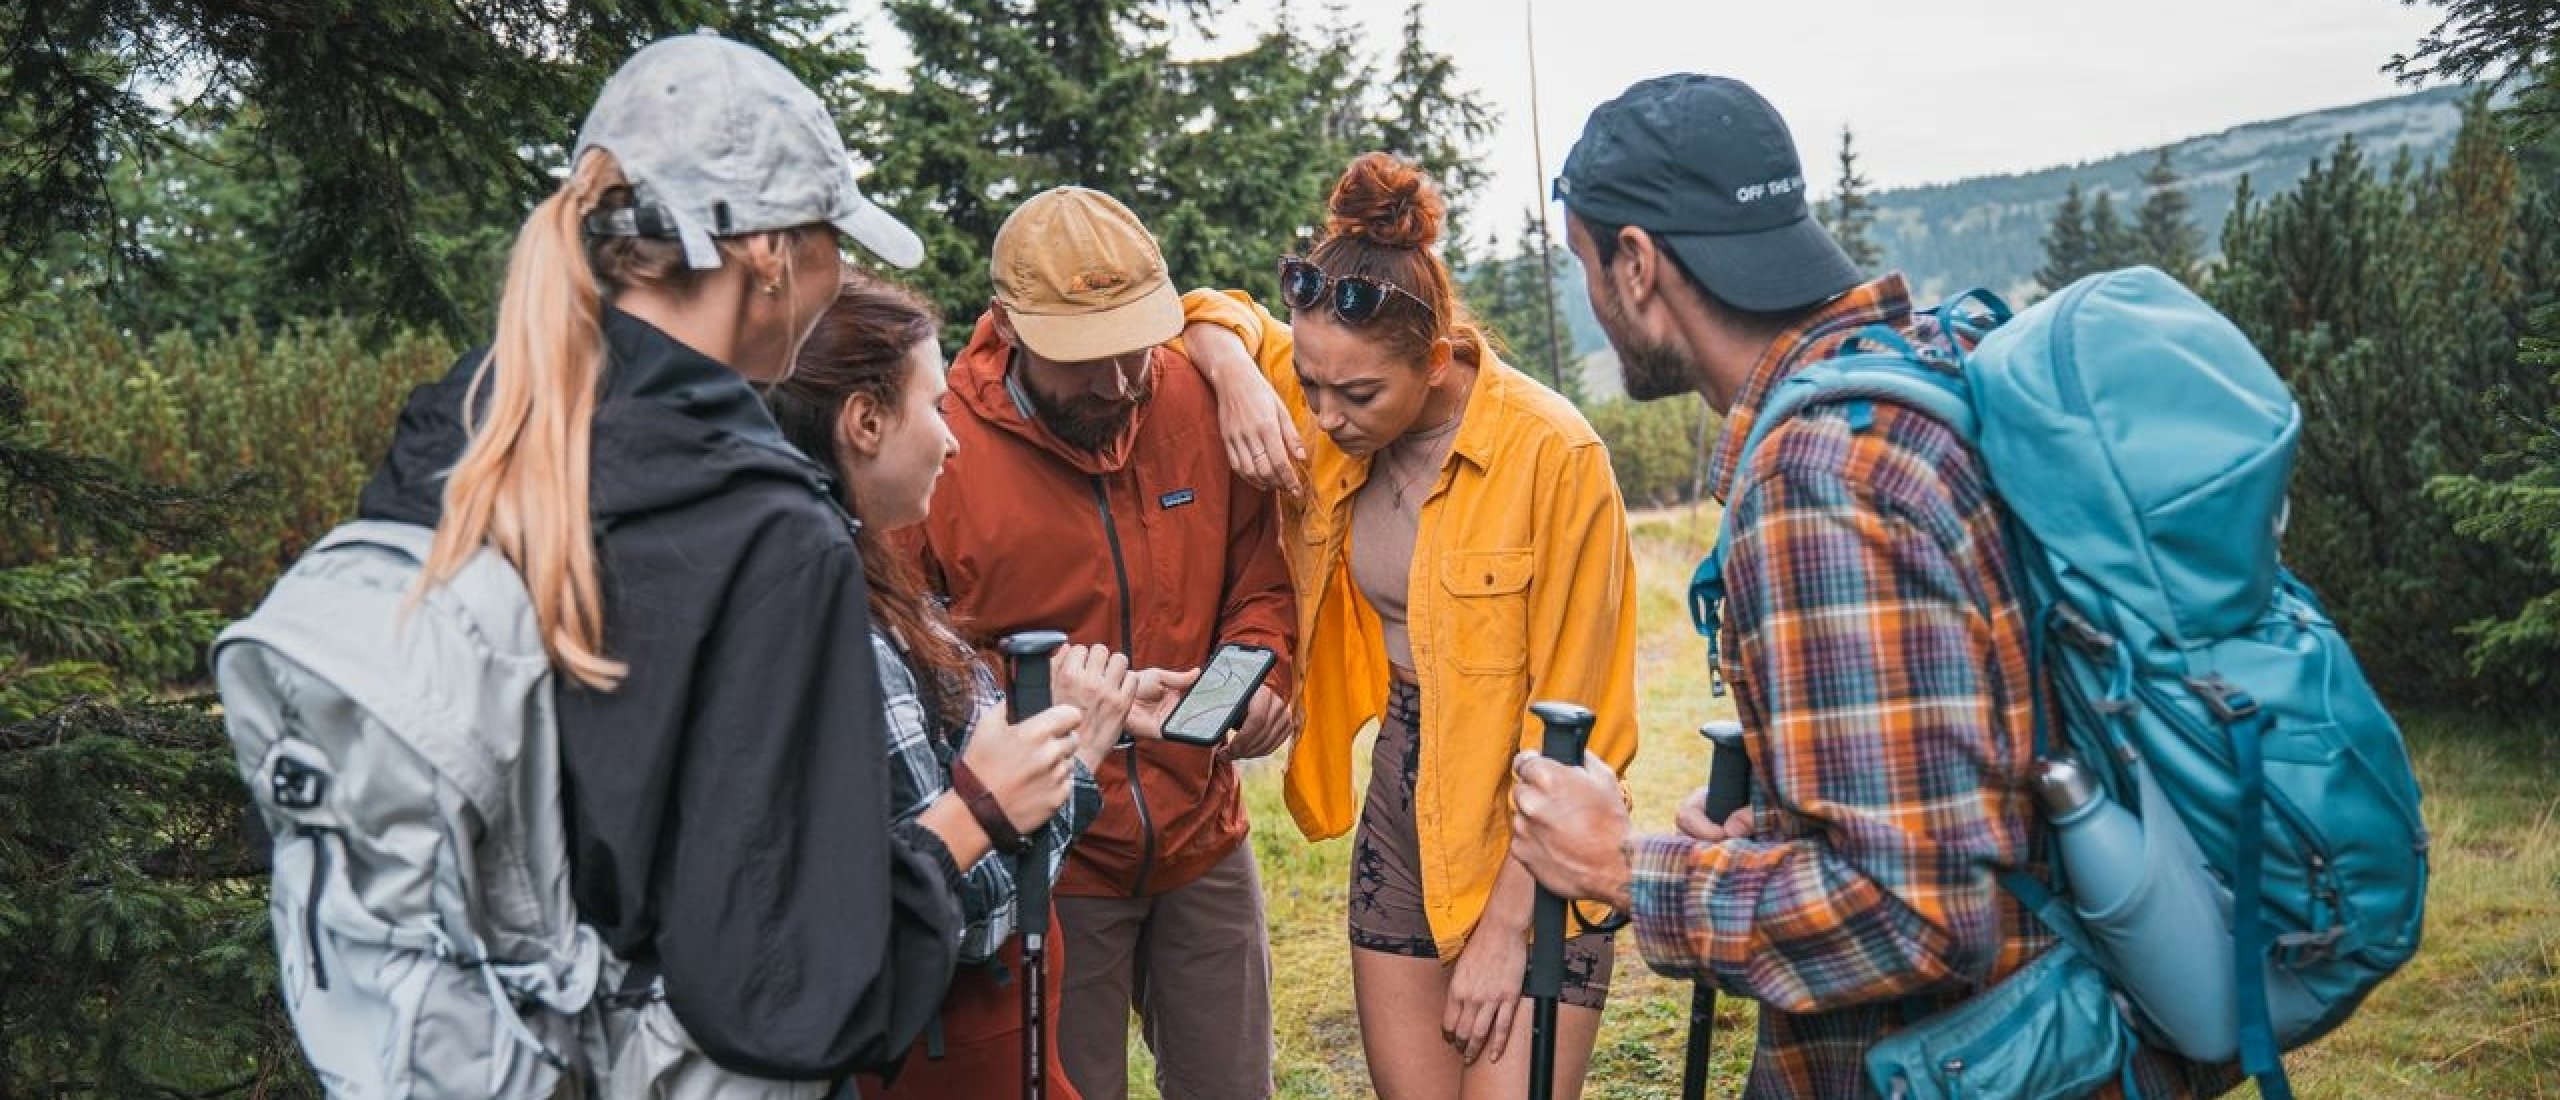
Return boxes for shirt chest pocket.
[1438,549,1532,675]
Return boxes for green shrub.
[0,371,314,1096]
[2210,100,2560,709]
[6,303,454,613]
[2428,303,2560,689]
[1586,394,1717,510]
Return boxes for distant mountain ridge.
[1867,83,2478,303]
[1556,84,2479,399]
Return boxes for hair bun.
[1324,152,1445,252]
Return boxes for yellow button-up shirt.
[1187,290,1639,955]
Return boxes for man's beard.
[1594,283,1693,402]
[1027,367,1150,452]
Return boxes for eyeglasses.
[1277,256,1437,326]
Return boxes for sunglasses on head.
[1277,256,1437,326]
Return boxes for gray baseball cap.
[573,31,924,270]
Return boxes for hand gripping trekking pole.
[1526,701,1596,1100]
[1681,721,1752,1100]
[1000,630,1069,1100]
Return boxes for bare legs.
[1350,947,1603,1100]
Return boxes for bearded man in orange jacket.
[907,185,1298,1100]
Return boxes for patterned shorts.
[1348,680,1613,1009]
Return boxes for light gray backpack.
[214,520,603,1099]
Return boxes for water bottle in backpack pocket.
[2031,753,2325,1062]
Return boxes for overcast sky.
[862,1,2454,252]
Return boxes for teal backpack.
[1690,267,2429,1098]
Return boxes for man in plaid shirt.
[1509,75,2229,1098]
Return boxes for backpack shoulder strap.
[316,522,547,655]
[215,522,546,818]
[1688,287,2011,687]
[1687,340,1980,645]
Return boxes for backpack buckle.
[2274,926,2343,966]
[1690,547,1730,699]
[2186,675,2260,722]
[2046,603,2116,656]
[270,756,329,811]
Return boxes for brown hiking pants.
[1055,842,1274,1100]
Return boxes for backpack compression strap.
[2193,676,2294,1100]
[1688,331,1979,698]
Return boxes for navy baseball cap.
[1555,74,1861,312]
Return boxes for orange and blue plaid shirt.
[1627,275,2229,1098]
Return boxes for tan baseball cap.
[991,187,1183,363]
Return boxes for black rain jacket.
[360,307,963,1080]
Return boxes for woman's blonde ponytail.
[419,150,628,691]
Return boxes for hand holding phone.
[1125,667,1199,740]
[1156,643,1278,747]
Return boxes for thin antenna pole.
[1524,0,1567,395]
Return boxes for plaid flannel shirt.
[873,627,1099,963]
[1627,275,2228,1098]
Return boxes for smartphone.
[1160,643,1278,747]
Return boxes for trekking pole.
[1000,630,1069,1100]
[1681,721,1752,1100]
[1526,701,1596,1100]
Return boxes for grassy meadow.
[1124,506,2560,1100]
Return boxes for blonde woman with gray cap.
[356,31,1086,1095]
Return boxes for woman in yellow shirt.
[1181,152,1639,1100]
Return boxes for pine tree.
[2132,149,2202,284]
[1823,126,1882,270]
[863,0,1494,346]
[1463,210,1577,400]
[2087,189,2135,270]
[2387,0,2560,134]
[2211,109,2560,708]
[0,0,860,338]
[2429,302,2560,688]
[1149,11,1373,298]
[2391,4,2560,697]
[1373,1,1497,262]
[0,366,308,1095]
[2035,183,2096,294]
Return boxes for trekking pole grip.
[1000,631,1069,721]
[997,632,1069,920]
[1701,720,1751,826]
[1684,721,1752,1100]
[1525,701,1596,997]
[1530,702,1596,770]
[1525,701,1595,1100]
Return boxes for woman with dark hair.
[768,276,1190,1098]
[1180,152,1641,1099]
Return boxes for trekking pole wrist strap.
[950,757,1028,854]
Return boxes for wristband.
[948,757,1027,854]
[1571,900,1634,936]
